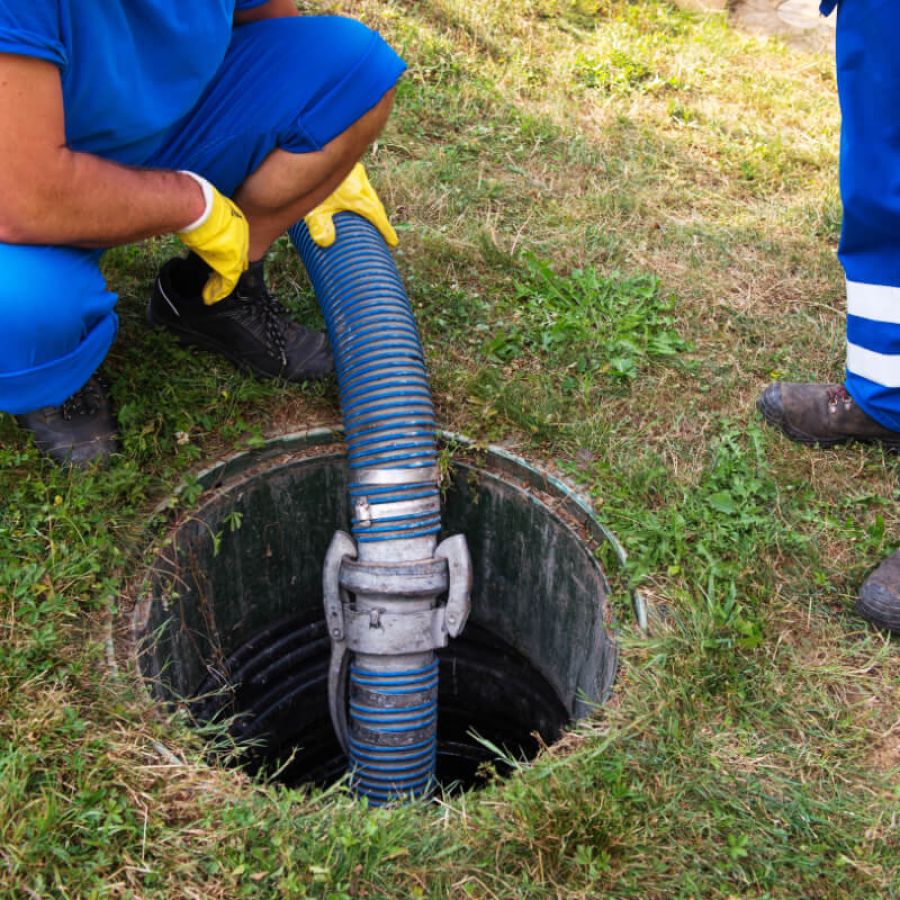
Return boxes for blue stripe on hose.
[355,756,435,774]
[354,514,441,531]
[354,768,434,784]
[355,526,442,542]
[342,390,433,418]
[350,453,437,471]
[350,699,434,716]
[341,382,431,408]
[355,777,431,792]
[344,420,434,442]
[350,710,436,726]
[348,441,436,463]
[352,491,438,507]
[349,681,439,696]
[340,373,429,399]
[339,324,420,350]
[355,491,438,507]
[350,675,438,690]
[351,663,438,680]
[353,517,442,536]
[348,734,434,753]
[355,763,436,779]
[339,346,424,370]
[355,781,431,801]
[354,763,434,779]
[342,384,434,414]
[348,482,435,497]
[355,773,433,787]
[349,430,436,451]
[340,366,428,389]
[343,405,434,430]
[351,718,436,735]
[355,772,434,788]
[349,740,435,760]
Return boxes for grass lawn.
[1,0,897,896]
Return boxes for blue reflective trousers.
[821,0,900,430]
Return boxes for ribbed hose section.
[290,212,440,803]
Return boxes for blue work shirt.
[0,1,267,165]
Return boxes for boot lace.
[60,379,103,421]
[239,284,289,365]
[826,385,853,412]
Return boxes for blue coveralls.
[0,2,405,415]
[823,0,900,431]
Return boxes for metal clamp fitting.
[321,529,473,753]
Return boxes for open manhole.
[126,429,622,793]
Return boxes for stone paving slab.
[674,0,835,52]
[733,0,834,52]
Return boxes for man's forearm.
[0,150,206,248]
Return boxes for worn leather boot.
[857,550,900,633]
[15,376,118,467]
[757,382,900,449]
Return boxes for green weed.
[483,254,691,383]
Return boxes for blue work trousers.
[822,0,900,429]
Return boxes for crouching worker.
[0,0,404,465]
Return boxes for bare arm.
[234,0,300,25]
[0,54,206,248]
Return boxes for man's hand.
[304,163,398,249]
[177,173,250,303]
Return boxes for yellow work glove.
[305,162,398,249]
[177,171,250,305]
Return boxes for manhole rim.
[110,427,641,759]
[147,425,645,629]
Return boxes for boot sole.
[146,297,331,384]
[856,589,900,634]
[756,393,900,452]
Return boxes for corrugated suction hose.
[290,212,471,804]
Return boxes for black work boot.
[857,550,900,633]
[147,255,333,382]
[15,376,118,467]
[757,382,900,450]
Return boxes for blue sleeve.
[235,0,270,10]
[0,0,65,67]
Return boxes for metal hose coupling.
[322,475,472,804]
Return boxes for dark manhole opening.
[191,615,568,791]
[128,432,618,795]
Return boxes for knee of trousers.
[151,17,406,197]
[238,15,389,83]
[229,16,404,147]
[0,244,117,414]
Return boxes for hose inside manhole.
[289,213,472,804]
[130,433,621,799]
[189,614,569,792]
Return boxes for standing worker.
[758,0,900,633]
[0,0,401,463]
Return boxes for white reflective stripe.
[847,342,900,388]
[847,280,900,325]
